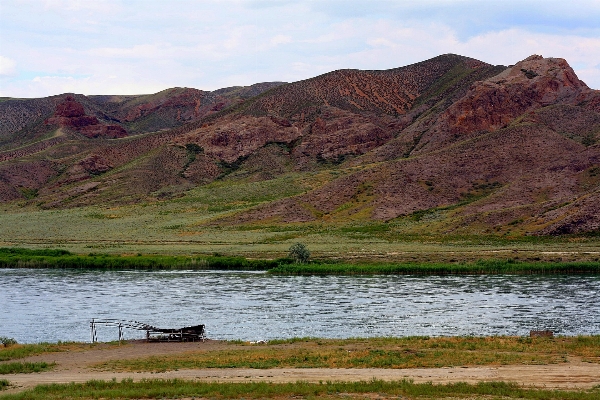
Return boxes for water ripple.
[1,269,599,343]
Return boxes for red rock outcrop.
[173,115,301,164]
[45,95,127,138]
[111,84,285,134]
[415,55,596,153]
[122,89,207,122]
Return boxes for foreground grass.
[95,336,600,372]
[0,378,598,399]
[0,362,54,375]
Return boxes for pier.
[90,319,206,343]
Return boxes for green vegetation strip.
[0,378,598,399]
[0,248,282,270]
[2,248,600,274]
[95,336,600,372]
[268,259,600,275]
[0,379,8,391]
[0,362,54,375]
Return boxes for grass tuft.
[0,362,55,374]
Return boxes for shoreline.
[2,247,600,275]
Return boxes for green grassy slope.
[2,167,600,260]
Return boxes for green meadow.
[0,167,600,263]
[1,170,600,264]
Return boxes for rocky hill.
[1,54,599,236]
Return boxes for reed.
[268,259,600,275]
[0,248,284,270]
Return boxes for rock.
[444,55,593,136]
[45,95,127,138]
[78,154,113,175]
[79,124,127,139]
[54,95,86,117]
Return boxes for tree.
[289,243,310,264]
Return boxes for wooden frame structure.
[90,319,206,343]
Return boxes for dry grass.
[0,342,123,362]
[93,336,600,372]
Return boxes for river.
[1,269,599,343]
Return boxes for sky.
[1,0,600,98]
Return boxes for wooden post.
[90,319,97,343]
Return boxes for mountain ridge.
[1,53,599,236]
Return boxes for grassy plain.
[1,202,600,264]
[1,171,600,262]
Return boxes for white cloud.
[0,56,16,76]
[270,34,292,46]
[3,74,170,98]
[40,0,117,14]
[1,0,600,97]
[89,44,165,59]
[577,67,600,89]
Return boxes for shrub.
[0,337,17,347]
[288,243,310,264]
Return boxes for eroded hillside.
[1,54,599,236]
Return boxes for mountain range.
[1,54,599,236]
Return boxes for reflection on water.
[1,269,599,343]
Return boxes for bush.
[0,337,17,347]
[288,243,310,264]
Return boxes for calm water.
[1,269,599,343]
